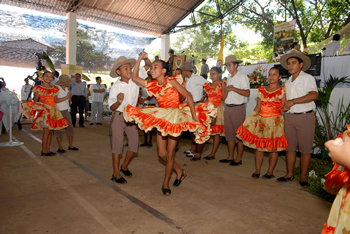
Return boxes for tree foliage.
[51,25,113,71]
[171,0,349,62]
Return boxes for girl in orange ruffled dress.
[124,51,215,195]
[236,67,288,179]
[193,67,225,161]
[22,71,68,156]
[321,125,350,234]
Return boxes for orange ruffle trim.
[258,86,284,100]
[147,75,184,97]
[236,125,288,152]
[124,104,212,144]
[210,125,225,136]
[33,85,59,96]
[321,223,336,234]
[204,82,223,94]
[323,125,350,194]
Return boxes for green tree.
[51,27,112,71]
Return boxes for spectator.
[68,73,87,127]
[200,59,209,79]
[90,76,106,125]
[324,34,341,56]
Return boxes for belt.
[226,103,244,107]
[194,101,201,104]
[144,104,157,106]
[115,111,123,115]
[73,95,84,97]
[290,110,313,115]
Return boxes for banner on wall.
[173,56,186,74]
[273,20,296,60]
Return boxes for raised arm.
[170,79,200,122]
[132,51,148,87]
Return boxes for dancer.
[277,50,318,187]
[54,74,78,153]
[124,50,215,195]
[22,71,68,156]
[220,55,250,166]
[108,56,150,184]
[322,125,350,233]
[236,67,288,178]
[193,67,225,161]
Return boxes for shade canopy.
[0,0,205,37]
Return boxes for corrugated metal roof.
[0,0,205,36]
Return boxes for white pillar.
[66,12,77,65]
[161,34,170,61]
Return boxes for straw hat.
[55,74,72,86]
[110,56,136,78]
[180,62,193,71]
[223,55,242,65]
[280,50,311,71]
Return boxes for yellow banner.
[216,37,224,67]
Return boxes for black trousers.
[71,96,85,126]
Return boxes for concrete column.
[66,12,77,65]
[160,34,170,61]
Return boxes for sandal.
[190,156,201,161]
[262,174,275,179]
[111,174,127,184]
[204,156,215,160]
[162,186,171,195]
[68,147,79,151]
[140,143,148,147]
[299,180,310,187]
[120,167,132,177]
[276,176,294,182]
[57,149,66,153]
[173,169,187,187]
[252,173,260,179]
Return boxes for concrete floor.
[0,117,331,234]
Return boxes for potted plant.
[248,65,268,88]
[314,75,350,158]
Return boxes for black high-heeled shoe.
[41,151,54,156]
[252,173,260,179]
[162,186,171,195]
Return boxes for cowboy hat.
[110,56,136,78]
[280,50,311,71]
[223,55,242,65]
[180,62,193,71]
[55,74,72,86]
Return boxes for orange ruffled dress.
[204,82,224,136]
[21,85,68,131]
[124,75,216,144]
[322,125,350,234]
[236,86,288,152]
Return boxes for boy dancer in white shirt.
[220,55,250,166]
[108,56,150,184]
[277,50,318,187]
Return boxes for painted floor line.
[21,129,182,231]
[13,135,122,234]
